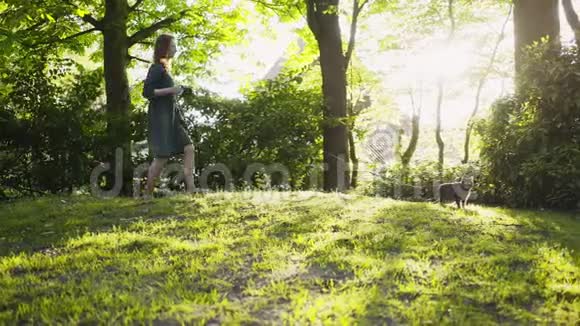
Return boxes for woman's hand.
[175,85,193,97]
[180,86,193,96]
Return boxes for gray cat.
[438,176,474,209]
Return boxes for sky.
[195,16,303,97]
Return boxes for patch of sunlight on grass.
[472,206,521,225]
[284,286,374,325]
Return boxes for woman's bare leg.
[184,144,195,193]
[146,158,168,196]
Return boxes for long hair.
[153,34,175,66]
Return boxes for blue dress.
[142,63,192,158]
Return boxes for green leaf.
[75,8,90,17]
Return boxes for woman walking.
[142,34,195,197]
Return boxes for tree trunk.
[513,0,560,77]
[401,113,419,168]
[344,0,367,190]
[348,127,358,188]
[307,0,350,192]
[562,0,580,46]
[320,36,350,192]
[103,0,132,196]
[435,80,444,179]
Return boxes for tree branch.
[128,10,189,46]
[358,0,369,13]
[62,0,103,30]
[129,0,146,12]
[22,21,48,33]
[447,0,455,41]
[128,54,151,63]
[251,0,291,15]
[306,0,320,38]
[81,14,103,30]
[61,27,99,42]
[344,0,368,69]
[25,27,99,47]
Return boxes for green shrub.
[0,56,106,199]
[476,44,580,209]
[181,71,324,190]
[360,161,479,202]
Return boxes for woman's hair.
[153,34,175,65]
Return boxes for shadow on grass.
[1,234,231,325]
[0,195,203,256]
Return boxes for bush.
[360,161,480,202]
[180,71,324,190]
[475,44,580,209]
[0,56,106,199]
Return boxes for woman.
[142,34,195,197]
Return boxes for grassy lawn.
[1,191,580,324]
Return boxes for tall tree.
[344,0,370,188]
[1,0,242,195]
[513,0,560,78]
[434,0,455,179]
[462,4,512,164]
[306,0,350,191]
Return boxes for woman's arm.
[153,87,181,97]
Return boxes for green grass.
[1,191,580,324]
